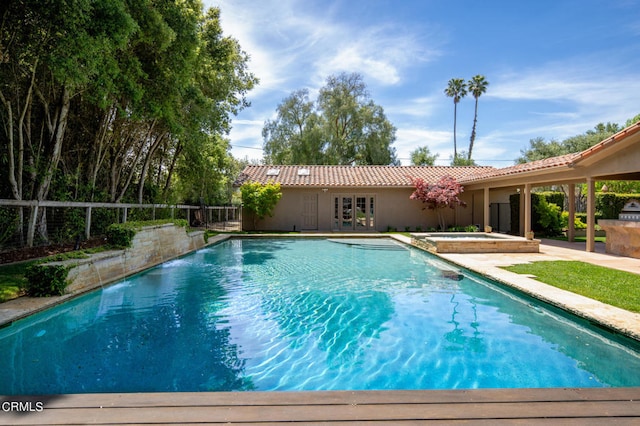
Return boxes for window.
[333,194,375,231]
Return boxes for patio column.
[567,183,575,242]
[484,186,490,230]
[586,177,596,252]
[524,184,532,237]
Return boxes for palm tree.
[467,75,489,160]
[444,78,467,158]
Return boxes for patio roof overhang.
[462,121,640,252]
[463,121,640,191]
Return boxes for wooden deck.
[1,388,639,425]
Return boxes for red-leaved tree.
[410,175,467,230]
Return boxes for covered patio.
[465,121,640,253]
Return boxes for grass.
[0,247,107,303]
[0,260,37,302]
[548,235,607,243]
[502,260,640,313]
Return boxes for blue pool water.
[1,238,640,394]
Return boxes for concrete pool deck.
[1,234,639,342]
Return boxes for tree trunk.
[137,131,166,203]
[453,102,458,158]
[27,85,71,246]
[163,141,183,198]
[468,98,478,160]
[89,105,117,201]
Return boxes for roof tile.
[235,165,494,187]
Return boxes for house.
[235,120,640,254]
[234,165,502,232]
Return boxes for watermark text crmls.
[1,401,44,413]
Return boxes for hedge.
[23,264,70,297]
[510,192,564,236]
[595,193,640,219]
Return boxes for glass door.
[334,195,375,231]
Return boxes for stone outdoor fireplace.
[598,199,640,259]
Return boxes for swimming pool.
[1,238,640,394]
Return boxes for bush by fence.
[0,200,240,252]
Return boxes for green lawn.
[502,260,640,313]
[548,235,607,243]
[0,261,37,302]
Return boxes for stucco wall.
[244,187,482,232]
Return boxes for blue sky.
[204,0,640,166]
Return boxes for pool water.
[1,238,640,394]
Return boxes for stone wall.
[65,224,208,293]
[598,220,640,259]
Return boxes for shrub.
[596,193,640,219]
[106,223,136,248]
[575,212,603,225]
[539,191,565,209]
[0,207,19,247]
[561,211,587,229]
[23,264,70,297]
[511,193,564,236]
[534,198,563,236]
[240,181,283,230]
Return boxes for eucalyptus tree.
[263,72,398,165]
[0,0,137,244]
[444,78,467,159]
[263,89,324,164]
[0,0,257,246]
[466,74,489,160]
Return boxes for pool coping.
[1,233,639,344]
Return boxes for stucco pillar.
[523,184,532,237]
[586,177,596,252]
[484,186,490,230]
[567,183,575,242]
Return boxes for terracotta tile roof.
[460,153,580,183]
[235,120,640,188]
[571,120,640,164]
[462,120,640,183]
[235,165,494,187]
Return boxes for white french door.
[333,194,375,231]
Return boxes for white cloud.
[395,128,453,165]
[491,61,640,114]
[385,95,441,119]
[210,0,441,92]
[315,24,440,86]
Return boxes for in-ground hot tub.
[411,232,539,253]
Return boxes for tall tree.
[466,74,489,160]
[0,0,257,246]
[263,89,323,164]
[0,0,137,245]
[262,72,398,165]
[410,146,439,166]
[444,78,467,159]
